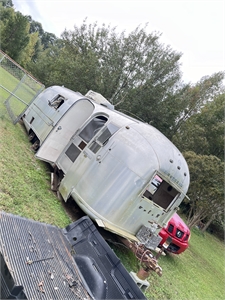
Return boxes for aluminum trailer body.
[22,86,86,146]
[22,86,190,250]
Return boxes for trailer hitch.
[119,237,163,279]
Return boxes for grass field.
[0,66,43,123]
[0,70,225,300]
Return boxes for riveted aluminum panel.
[22,86,87,145]
[36,99,94,164]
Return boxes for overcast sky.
[12,0,225,84]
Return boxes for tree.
[119,72,224,138]
[28,17,44,36]
[27,41,63,84]
[41,32,58,50]
[25,19,225,140]
[27,16,58,50]
[0,0,13,7]
[0,2,13,22]
[30,20,185,112]
[194,93,225,160]
[172,93,225,160]
[0,5,58,65]
[18,32,39,67]
[183,151,224,230]
[171,72,225,135]
[59,22,184,103]
[0,7,30,61]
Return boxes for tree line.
[0,0,224,237]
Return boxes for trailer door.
[36,99,94,163]
[57,115,108,175]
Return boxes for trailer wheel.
[28,131,36,143]
[31,140,40,151]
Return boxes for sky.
[12,0,225,84]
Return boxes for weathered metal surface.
[136,225,163,250]
[21,85,190,250]
[22,86,85,145]
[36,99,94,164]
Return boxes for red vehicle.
[159,213,190,254]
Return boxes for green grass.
[110,228,225,300]
[146,228,225,300]
[1,66,36,99]
[0,65,21,93]
[0,66,43,122]
[0,94,71,227]
[0,69,225,300]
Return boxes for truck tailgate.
[0,211,146,299]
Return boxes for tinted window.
[89,123,119,153]
[79,116,107,143]
[65,143,81,162]
[97,123,119,145]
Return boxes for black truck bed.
[0,211,146,299]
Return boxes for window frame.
[48,94,66,110]
[142,173,180,211]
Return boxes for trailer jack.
[119,237,163,279]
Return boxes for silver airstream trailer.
[22,86,190,250]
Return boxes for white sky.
[12,0,225,84]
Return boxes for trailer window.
[65,143,81,162]
[89,123,119,153]
[48,94,66,109]
[97,123,119,145]
[143,175,179,210]
[79,116,107,143]
[89,141,101,153]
